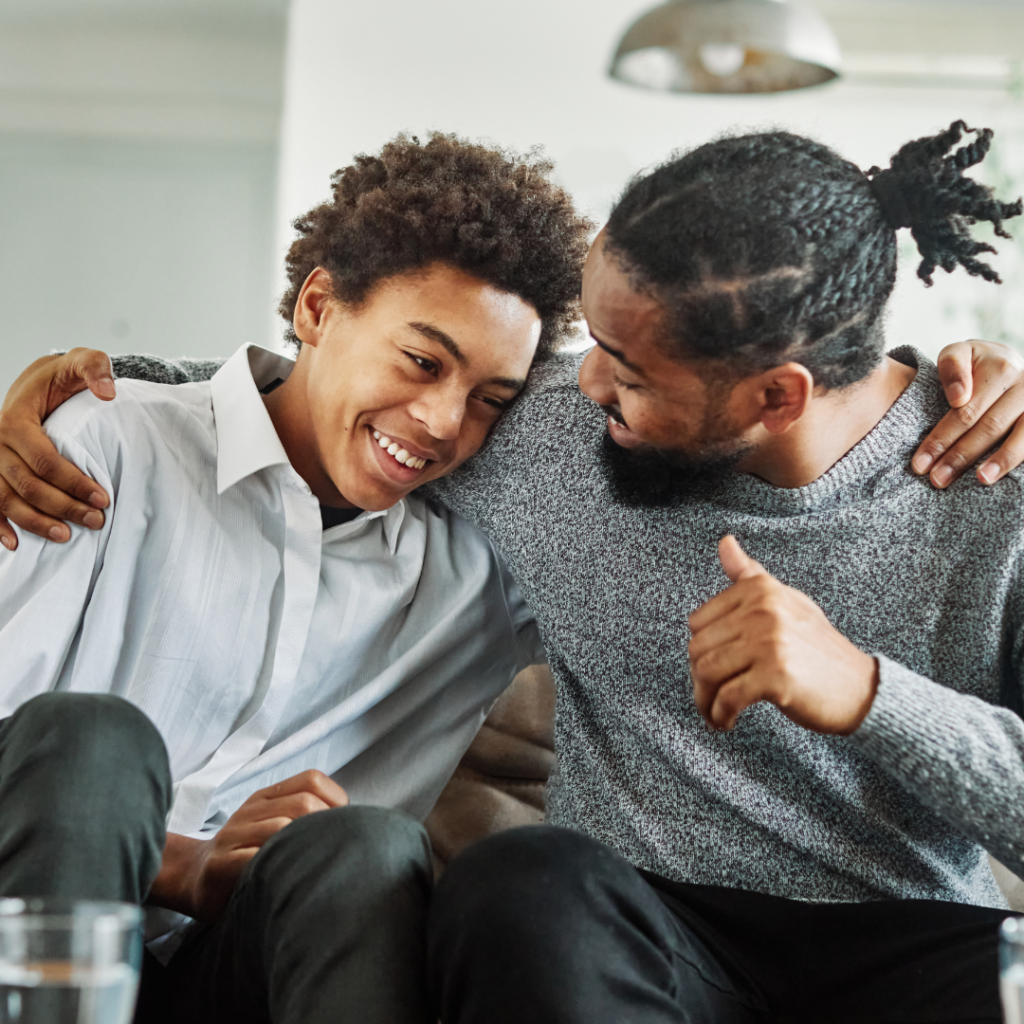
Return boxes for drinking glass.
[1001,916,1024,1024]
[0,899,141,1024]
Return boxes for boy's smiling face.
[282,263,540,511]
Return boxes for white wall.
[0,136,277,379]
[0,3,286,395]
[5,0,1018,397]
[277,0,1024,363]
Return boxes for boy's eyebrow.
[491,375,528,393]
[407,320,527,393]
[407,321,466,364]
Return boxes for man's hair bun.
[865,121,1023,286]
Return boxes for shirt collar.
[321,501,406,556]
[210,345,295,495]
[382,500,405,553]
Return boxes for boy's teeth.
[374,430,426,470]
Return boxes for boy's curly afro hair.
[278,131,594,356]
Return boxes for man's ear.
[292,267,334,347]
[755,362,814,435]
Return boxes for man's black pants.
[0,693,436,1024]
[428,825,1011,1024]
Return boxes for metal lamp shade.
[609,0,841,95]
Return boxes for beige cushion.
[990,856,1024,912]
[425,664,554,871]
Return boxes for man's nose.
[579,345,617,407]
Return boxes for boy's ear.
[757,362,814,435]
[293,268,334,348]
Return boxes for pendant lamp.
[609,0,841,95]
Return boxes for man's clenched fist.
[687,536,878,735]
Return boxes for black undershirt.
[320,505,362,530]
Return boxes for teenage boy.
[0,131,591,1024]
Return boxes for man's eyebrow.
[590,332,647,378]
[407,321,466,364]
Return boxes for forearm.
[848,655,1024,873]
[146,832,206,917]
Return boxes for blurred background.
[0,0,1021,395]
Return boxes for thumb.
[718,535,767,583]
[935,340,973,408]
[56,348,116,407]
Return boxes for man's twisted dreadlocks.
[605,123,1022,390]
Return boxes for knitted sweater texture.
[113,347,1024,908]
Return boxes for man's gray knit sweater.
[112,346,1024,909]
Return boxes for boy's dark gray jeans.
[0,692,435,1024]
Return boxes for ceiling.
[0,0,1019,41]
[811,0,1024,66]
[0,0,289,16]
[0,0,289,35]
[0,0,288,142]
[0,0,1019,145]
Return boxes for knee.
[253,804,432,896]
[431,825,624,949]
[0,694,171,850]
[9,693,169,783]
[439,825,611,907]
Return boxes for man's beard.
[598,428,753,508]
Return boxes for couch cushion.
[425,664,554,870]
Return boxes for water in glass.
[0,900,141,1024]
[0,961,137,1023]
[1001,917,1024,1024]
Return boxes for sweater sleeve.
[848,654,1024,877]
[110,354,225,385]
